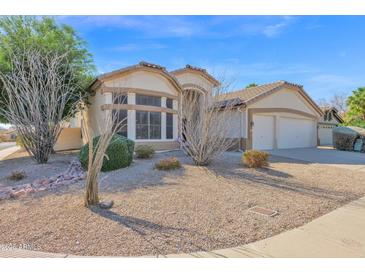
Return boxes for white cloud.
[56,16,297,39]
[261,16,295,37]
[109,43,167,52]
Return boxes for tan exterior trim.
[100,86,178,100]
[101,104,178,114]
[246,108,318,150]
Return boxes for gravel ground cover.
[0,150,365,256]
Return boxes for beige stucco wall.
[86,91,109,138]
[249,88,319,117]
[104,71,179,96]
[225,109,246,138]
[173,72,214,94]
[54,128,82,151]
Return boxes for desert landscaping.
[1,150,365,256]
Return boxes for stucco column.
[161,97,167,140]
[173,99,178,140]
[127,93,136,140]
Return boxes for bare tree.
[81,97,127,207]
[0,49,80,163]
[180,80,237,166]
[317,93,348,115]
[330,93,348,115]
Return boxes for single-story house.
[56,62,323,152]
[318,107,344,146]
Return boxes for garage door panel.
[277,117,315,149]
[252,115,274,150]
[318,126,334,145]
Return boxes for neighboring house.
[58,63,323,152]
[0,128,17,142]
[221,81,323,150]
[318,107,344,146]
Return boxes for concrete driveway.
[0,142,16,152]
[268,146,365,172]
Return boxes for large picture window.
[112,109,128,137]
[166,113,173,139]
[113,93,127,104]
[136,111,161,139]
[136,94,161,107]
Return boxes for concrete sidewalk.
[2,196,365,258]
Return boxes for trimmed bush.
[8,170,26,181]
[15,135,24,147]
[154,157,181,170]
[242,150,269,168]
[135,145,155,159]
[79,134,135,172]
[333,126,365,151]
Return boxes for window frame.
[136,111,161,140]
[136,94,161,107]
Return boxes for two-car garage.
[252,114,317,150]
[223,81,323,151]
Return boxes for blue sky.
[56,16,364,101]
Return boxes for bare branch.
[180,77,237,166]
[0,48,82,163]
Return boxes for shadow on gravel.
[90,207,187,236]
[205,154,356,202]
[90,207,229,255]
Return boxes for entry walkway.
[2,196,365,258]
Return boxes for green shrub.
[16,135,24,147]
[333,126,365,151]
[135,145,155,159]
[242,150,269,168]
[79,134,135,172]
[154,157,181,170]
[8,170,26,181]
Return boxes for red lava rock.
[10,189,27,198]
[1,159,85,201]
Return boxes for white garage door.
[318,125,334,146]
[252,115,275,150]
[277,117,316,149]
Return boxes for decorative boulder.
[79,134,135,172]
[333,126,365,152]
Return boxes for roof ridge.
[228,80,285,95]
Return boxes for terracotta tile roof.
[90,61,182,91]
[170,64,220,86]
[221,81,287,103]
[217,80,323,115]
